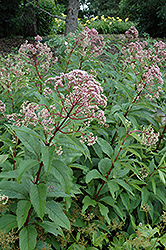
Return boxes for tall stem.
[94,130,142,201]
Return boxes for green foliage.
[0,0,21,38]
[83,0,121,18]
[0,26,166,249]
[80,16,135,35]
[119,0,166,37]
[37,0,65,36]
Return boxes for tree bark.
[23,0,37,38]
[64,0,80,36]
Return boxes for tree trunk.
[23,0,37,38]
[64,0,80,36]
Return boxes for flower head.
[0,100,6,113]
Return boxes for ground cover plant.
[0,26,166,249]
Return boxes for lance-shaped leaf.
[0,154,8,165]
[82,196,97,213]
[45,201,70,231]
[113,179,134,196]
[97,138,113,158]
[49,159,72,194]
[98,158,112,176]
[86,169,107,183]
[18,159,39,183]
[12,126,41,157]
[0,214,17,232]
[41,144,55,175]
[19,225,37,250]
[30,183,47,219]
[37,221,64,237]
[16,200,31,229]
[98,202,110,224]
[0,181,28,199]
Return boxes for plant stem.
[94,130,142,201]
[33,54,43,94]
[35,161,44,184]
[24,205,32,226]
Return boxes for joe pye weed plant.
[0,26,166,249]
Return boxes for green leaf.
[120,192,130,211]
[97,137,113,158]
[0,154,8,165]
[107,180,119,199]
[12,126,41,157]
[0,181,28,199]
[60,134,91,160]
[0,170,18,179]
[35,241,53,250]
[19,225,37,250]
[160,233,166,247]
[82,196,96,213]
[92,231,107,247]
[67,243,86,250]
[158,152,166,167]
[30,183,47,219]
[156,189,166,204]
[68,163,89,172]
[0,214,17,232]
[130,214,137,230]
[18,159,38,183]
[86,169,107,183]
[124,147,142,159]
[151,177,156,195]
[115,82,133,101]
[113,179,134,196]
[45,201,70,231]
[38,221,64,237]
[158,170,166,185]
[17,200,31,229]
[98,158,112,176]
[92,143,103,159]
[98,202,110,224]
[42,145,55,175]
[49,159,72,194]
[141,186,149,206]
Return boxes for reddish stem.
[33,54,43,94]
[35,161,44,184]
[24,205,32,226]
[94,130,142,201]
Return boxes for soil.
[0,37,27,56]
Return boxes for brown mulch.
[0,37,27,56]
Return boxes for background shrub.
[119,0,166,37]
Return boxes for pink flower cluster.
[0,100,6,113]
[46,69,107,126]
[65,27,105,58]
[139,127,159,147]
[78,27,105,57]
[7,102,58,136]
[0,194,8,205]
[80,132,97,146]
[19,36,52,59]
[125,26,139,41]
[122,27,165,100]
[18,35,56,77]
[7,70,107,147]
[0,56,27,92]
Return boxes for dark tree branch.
[26,0,66,21]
